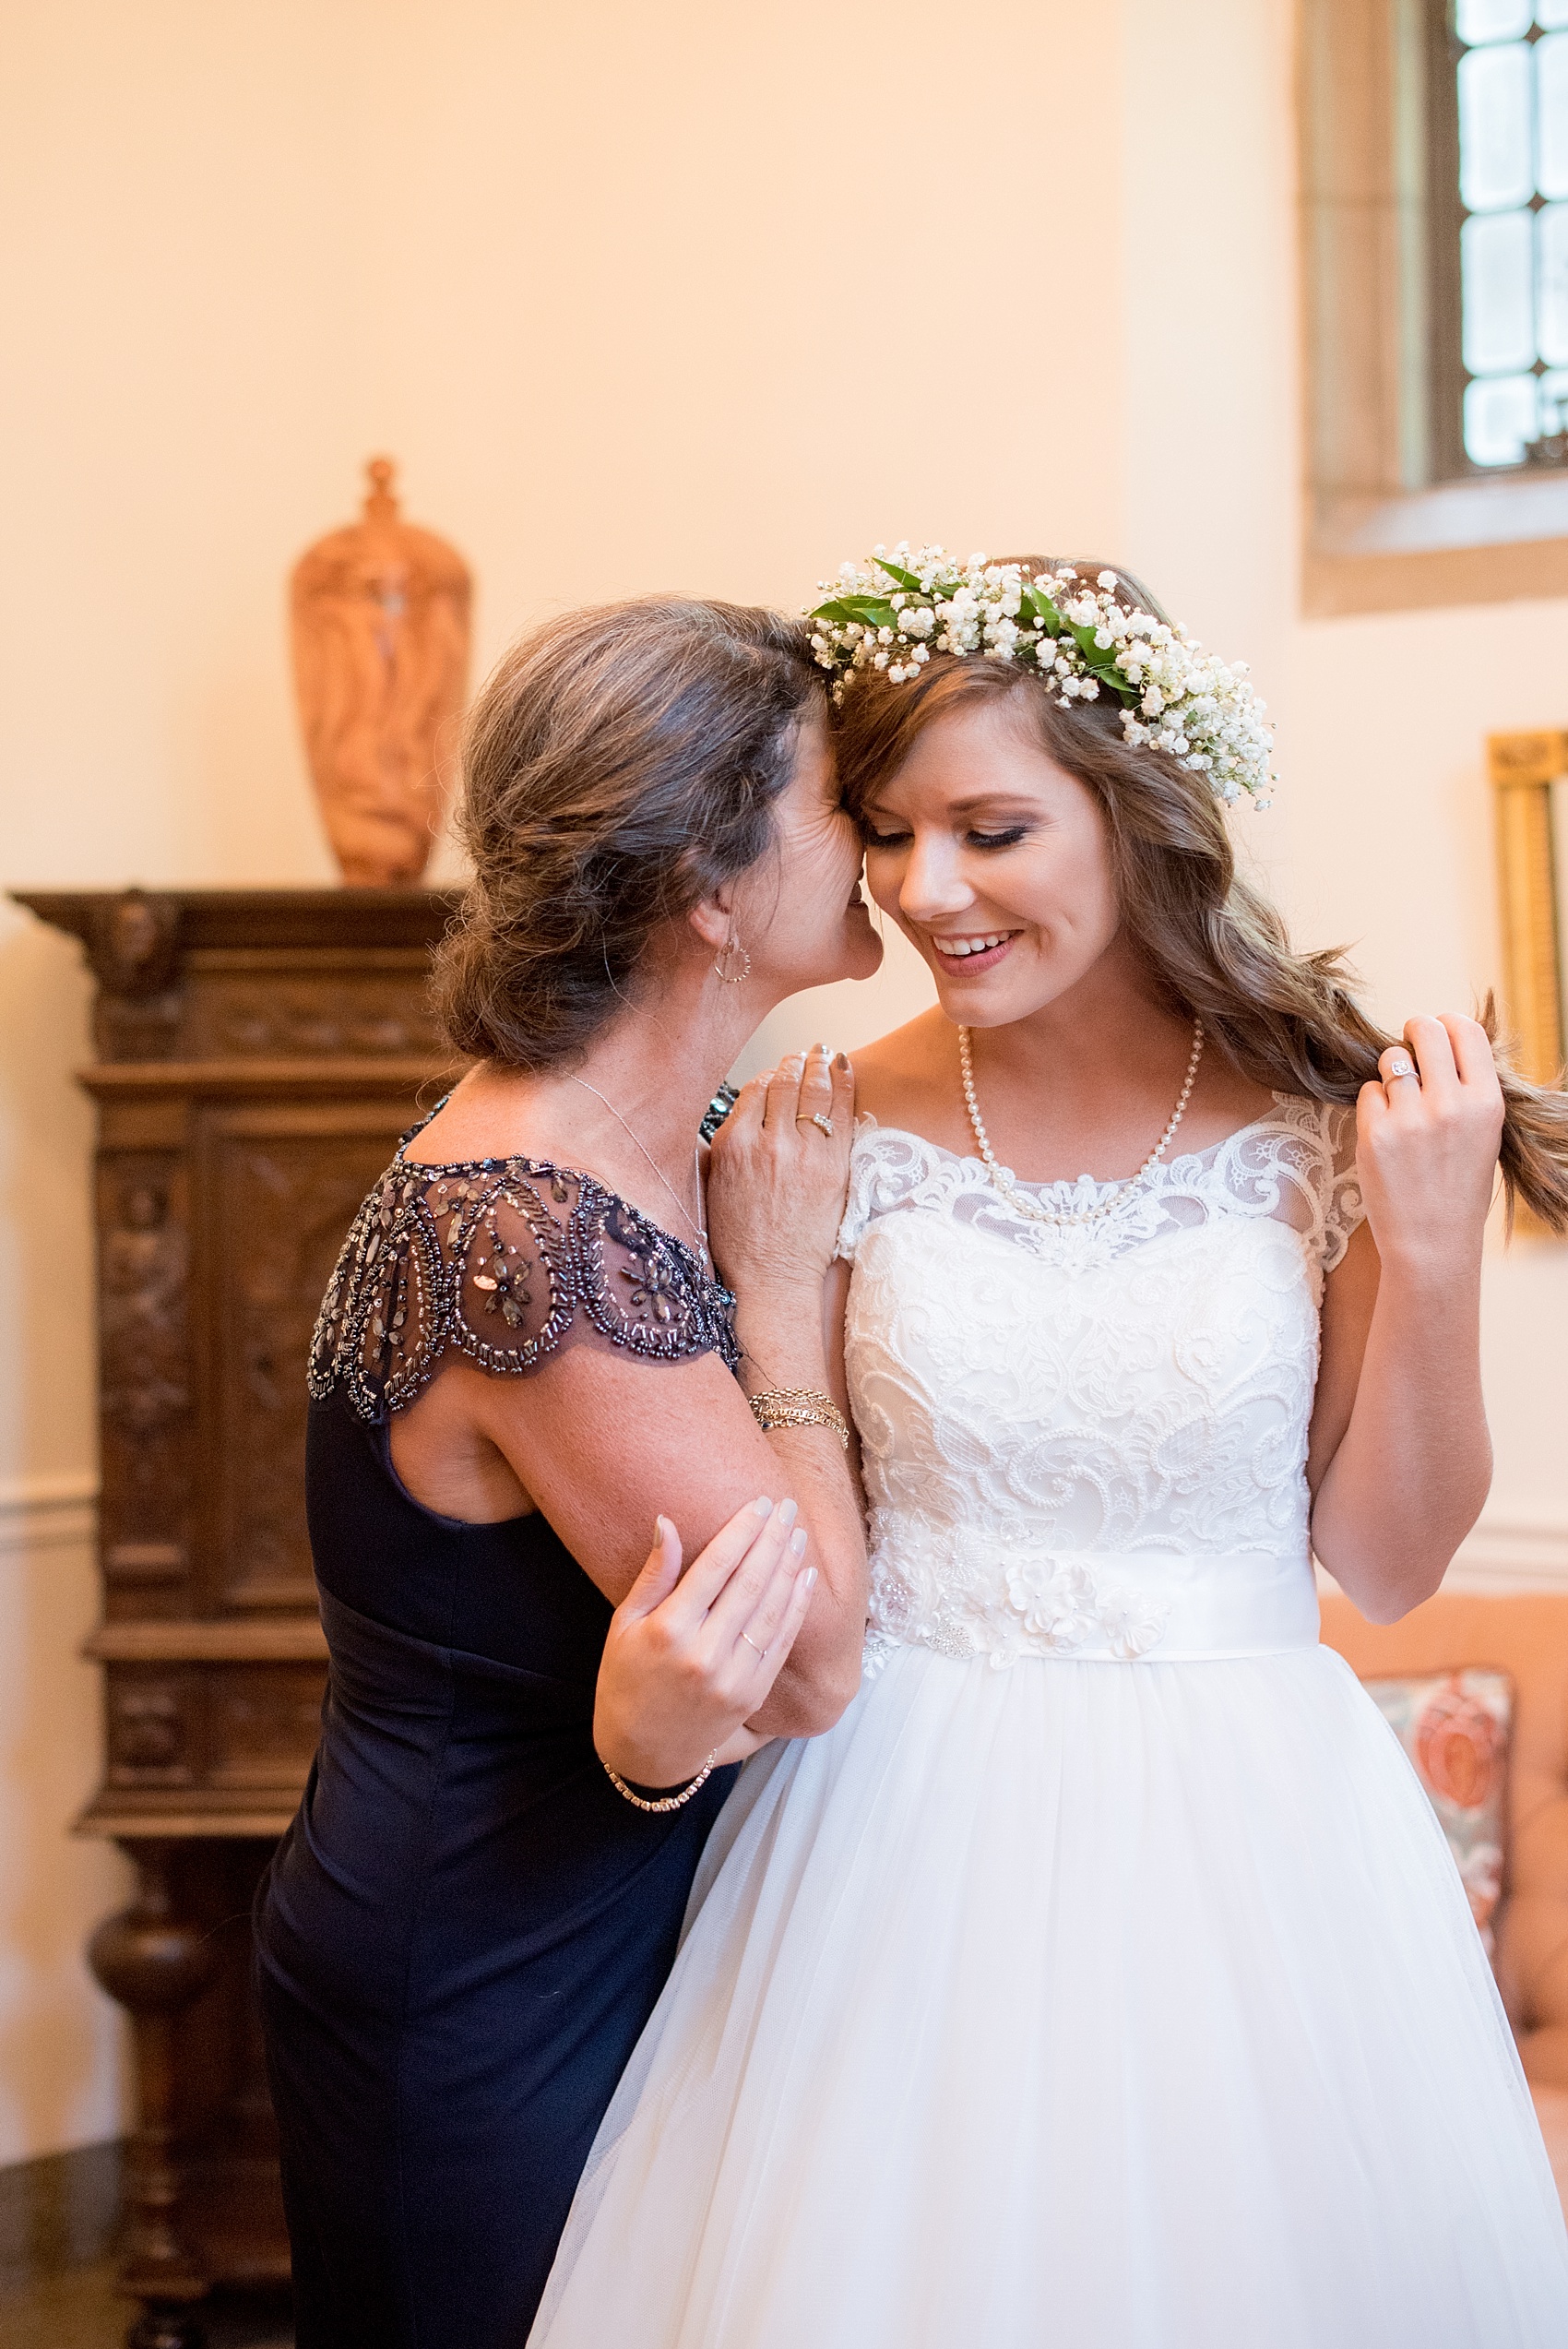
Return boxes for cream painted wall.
[2,0,1564,2162]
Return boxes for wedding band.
[740,1629,767,1658]
[803,1113,834,1138]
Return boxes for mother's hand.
[593,1497,817,1790]
[1357,1012,1505,1272]
[707,1044,856,1297]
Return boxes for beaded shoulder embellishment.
[308,1144,739,1425]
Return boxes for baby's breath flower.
[803,543,1276,804]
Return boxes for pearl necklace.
[958,1018,1206,1229]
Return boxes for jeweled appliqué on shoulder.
[309,1144,739,1424]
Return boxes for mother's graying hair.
[434,598,823,1071]
[832,558,1568,1233]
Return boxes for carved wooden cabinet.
[15,887,457,2349]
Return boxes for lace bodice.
[309,1123,739,1425]
[837,1098,1364,1666]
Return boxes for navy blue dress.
[254,1139,741,2349]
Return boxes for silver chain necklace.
[958,1018,1206,1229]
[568,1076,710,1265]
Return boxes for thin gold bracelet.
[600,1749,718,1813]
[749,1387,851,1450]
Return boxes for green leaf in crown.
[871,556,926,594]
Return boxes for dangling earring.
[713,934,751,985]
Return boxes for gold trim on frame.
[1488,731,1567,1088]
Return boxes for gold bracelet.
[600,1749,718,1813]
[749,1387,851,1450]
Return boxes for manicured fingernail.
[752,1496,774,1517]
[652,1517,666,1549]
[801,1562,817,1584]
[778,1497,799,1528]
[790,1528,809,1556]
[834,1052,849,1070]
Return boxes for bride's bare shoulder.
[849,1010,967,1150]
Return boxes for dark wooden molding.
[13,884,461,958]
[81,1058,446,1099]
[86,1621,329,1663]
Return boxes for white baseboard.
[1318,1519,1568,1600]
[0,1473,99,1557]
[1444,1519,1568,1593]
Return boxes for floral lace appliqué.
[1004,1556,1168,1660]
[837,1095,1364,1279]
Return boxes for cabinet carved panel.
[107,1670,194,1787]
[183,967,449,1063]
[207,1117,412,1611]
[100,1154,194,1610]
[15,885,457,2348]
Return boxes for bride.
[530,551,1568,2346]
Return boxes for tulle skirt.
[530,1642,1568,2348]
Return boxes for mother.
[254,596,877,2349]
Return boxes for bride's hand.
[707,1044,856,1296]
[593,1497,817,1789]
[1357,1012,1504,1273]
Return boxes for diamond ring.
[1385,1057,1417,1082]
[794,1112,834,1138]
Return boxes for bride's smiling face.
[861,691,1123,1027]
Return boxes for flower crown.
[807,544,1274,807]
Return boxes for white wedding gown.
[531,1101,1568,2348]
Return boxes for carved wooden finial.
[363,456,399,523]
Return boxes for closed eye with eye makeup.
[863,817,1031,853]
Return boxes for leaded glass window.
[1447,0,1568,468]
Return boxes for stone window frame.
[1301,0,1568,616]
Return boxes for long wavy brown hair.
[831,559,1568,1232]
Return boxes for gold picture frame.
[1488,730,1568,1089]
